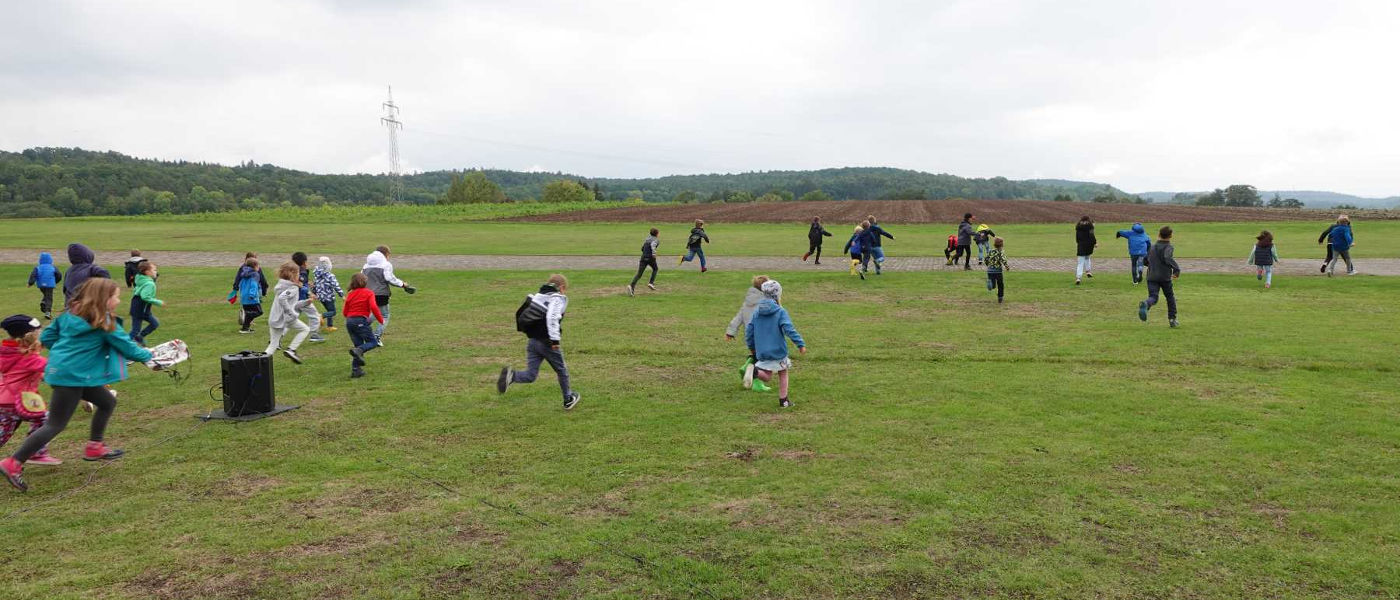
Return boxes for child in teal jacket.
[129,261,164,346]
[1,278,152,492]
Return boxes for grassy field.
[0,263,1395,599]
[0,219,1394,259]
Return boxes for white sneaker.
[626,285,634,297]
[742,362,755,389]
[647,283,656,291]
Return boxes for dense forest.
[0,147,1139,217]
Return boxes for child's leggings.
[9,386,116,463]
[1258,265,1273,285]
[0,408,49,456]
[1076,255,1093,279]
[511,338,572,401]
[753,368,790,398]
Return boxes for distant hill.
[1138,190,1399,209]
[0,147,1140,217]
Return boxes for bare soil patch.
[513,199,1396,224]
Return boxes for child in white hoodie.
[264,262,316,364]
[497,274,579,410]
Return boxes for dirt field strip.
[511,199,1398,224]
[3,249,1396,276]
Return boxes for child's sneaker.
[563,392,581,410]
[1138,300,1149,322]
[1320,263,1327,273]
[497,367,513,394]
[81,401,94,413]
[308,335,326,343]
[0,457,25,491]
[324,326,338,333]
[779,397,791,408]
[646,283,656,291]
[752,380,772,392]
[1169,319,1180,328]
[1265,283,1271,289]
[26,454,62,466]
[1075,278,1081,285]
[626,285,634,297]
[83,441,124,461]
[742,361,755,389]
[1086,272,1093,278]
[1347,270,1358,276]
[701,267,708,273]
[676,255,685,266]
[43,312,52,320]
[350,369,365,378]
[997,297,1004,304]
[802,253,810,262]
[238,328,253,334]
[283,349,303,364]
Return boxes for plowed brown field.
[515,199,1394,224]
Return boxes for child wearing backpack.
[678,219,710,272]
[128,261,164,346]
[313,256,345,332]
[26,252,61,320]
[1248,230,1279,288]
[497,274,580,410]
[985,237,1009,303]
[1,278,153,492]
[0,316,60,466]
[742,280,806,408]
[628,228,660,296]
[343,273,383,379]
[843,225,867,280]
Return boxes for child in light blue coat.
[743,280,806,408]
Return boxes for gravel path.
[1,249,1392,276]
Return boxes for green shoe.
[738,356,754,375]
[751,380,772,392]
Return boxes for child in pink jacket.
[0,315,60,465]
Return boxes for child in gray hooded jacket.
[727,275,772,392]
[264,262,316,364]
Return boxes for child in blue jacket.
[1,278,153,492]
[743,280,806,408]
[842,225,867,280]
[1326,217,1356,276]
[27,252,61,319]
[1115,222,1152,284]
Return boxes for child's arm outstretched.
[725,302,746,340]
[1247,245,1257,265]
[779,310,805,352]
[104,322,154,363]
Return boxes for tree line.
[1174,185,1305,208]
[1,147,1144,217]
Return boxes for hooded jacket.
[1075,221,1097,256]
[1145,239,1181,283]
[313,258,344,299]
[231,265,263,305]
[267,279,313,329]
[745,299,804,362]
[520,284,568,343]
[973,224,995,244]
[726,287,767,338]
[124,256,148,287]
[1115,223,1151,256]
[62,243,111,306]
[28,252,61,289]
[362,250,404,297]
[131,273,163,317]
[231,264,269,297]
[1329,225,1353,251]
[957,220,974,245]
[686,227,710,250]
[807,222,833,243]
[0,340,47,407]
[868,223,894,247]
[40,311,151,388]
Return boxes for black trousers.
[11,386,117,462]
[39,287,54,314]
[806,241,822,262]
[988,272,1004,298]
[1146,280,1177,319]
[953,244,971,267]
[240,303,263,329]
[630,256,658,287]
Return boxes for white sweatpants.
[1076,255,1092,279]
[266,319,311,353]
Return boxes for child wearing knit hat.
[743,279,807,408]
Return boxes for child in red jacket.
[0,316,60,465]
[944,233,958,265]
[342,273,384,379]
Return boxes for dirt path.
[3,249,1394,276]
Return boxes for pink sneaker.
[84,441,125,461]
[26,454,62,466]
[0,457,25,492]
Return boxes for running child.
[954,213,975,270]
[865,215,895,274]
[497,274,580,410]
[1326,216,1356,276]
[232,258,264,333]
[985,237,1009,303]
[743,280,806,408]
[342,273,383,379]
[842,224,867,280]
[62,243,111,308]
[313,256,345,332]
[265,262,316,364]
[26,252,60,320]
[727,275,773,393]
[1115,222,1151,284]
[1,278,153,492]
[1248,230,1279,288]
[678,219,710,272]
[802,216,833,264]
[123,250,147,288]
[362,246,414,343]
[232,251,269,328]
[973,223,995,265]
[0,316,60,465]
[628,228,660,296]
[292,252,325,343]
[1075,215,1097,285]
[128,261,164,346]
[1138,226,1181,327]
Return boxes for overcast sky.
[2,0,1396,196]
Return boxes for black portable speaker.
[221,351,275,416]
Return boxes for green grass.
[1,219,1394,259]
[0,264,1395,599]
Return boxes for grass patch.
[0,265,1395,598]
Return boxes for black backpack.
[687,230,704,246]
[515,296,546,333]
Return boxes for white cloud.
[0,0,1396,196]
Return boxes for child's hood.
[976,224,990,232]
[274,278,299,294]
[237,265,258,279]
[134,273,156,286]
[125,255,147,265]
[1132,223,1145,234]
[0,342,44,372]
[38,252,53,265]
[317,256,333,270]
[754,298,783,317]
[67,243,95,265]
[364,251,390,270]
